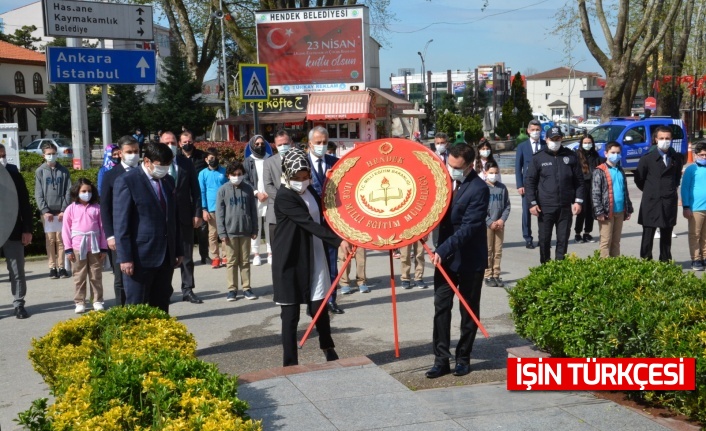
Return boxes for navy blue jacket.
[308,153,338,196]
[435,170,490,274]
[515,138,546,189]
[6,164,33,241]
[113,168,182,267]
[100,163,126,239]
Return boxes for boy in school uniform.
[483,161,510,287]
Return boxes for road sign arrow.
[136,7,144,15]
[137,17,145,25]
[136,57,150,78]
[137,28,144,36]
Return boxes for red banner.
[257,18,364,86]
[507,358,696,391]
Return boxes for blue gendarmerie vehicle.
[566,116,688,170]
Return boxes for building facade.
[525,66,603,121]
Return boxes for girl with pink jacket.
[62,178,108,313]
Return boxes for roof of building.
[0,40,46,66]
[547,99,568,107]
[526,66,601,80]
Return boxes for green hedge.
[509,253,706,424]
[17,305,261,430]
[15,152,99,256]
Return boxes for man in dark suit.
[263,130,292,246]
[0,144,33,319]
[307,126,344,314]
[100,135,141,306]
[114,142,183,313]
[177,130,209,264]
[514,119,546,249]
[160,131,203,303]
[428,143,490,378]
[635,126,684,261]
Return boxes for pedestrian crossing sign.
[239,64,269,102]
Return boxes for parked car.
[558,123,581,137]
[566,117,688,171]
[576,118,601,132]
[427,128,436,139]
[23,138,74,159]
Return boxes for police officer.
[524,126,585,263]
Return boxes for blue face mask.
[607,153,621,164]
[696,158,706,166]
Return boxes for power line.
[371,0,551,34]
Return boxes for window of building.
[17,108,28,131]
[15,72,26,94]
[545,94,550,100]
[326,122,360,140]
[545,80,551,86]
[33,73,43,94]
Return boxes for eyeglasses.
[696,153,706,159]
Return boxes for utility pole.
[67,37,90,169]
[99,39,112,150]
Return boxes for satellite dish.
[0,164,19,248]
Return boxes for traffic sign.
[644,96,657,110]
[239,64,269,102]
[42,0,154,40]
[47,47,157,85]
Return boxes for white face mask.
[150,164,170,179]
[486,173,497,183]
[79,192,92,202]
[582,143,592,151]
[45,154,57,163]
[448,165,467,182]
[229,175,243,185]
[168,145,178,156]
[529,131,541,140]
[436,144,447,154]
[0,157,6,167]
[657,139,671,151]
[479,149,491,158]
[312,144,326,157]
[123,153,140,167]
[290,179,309,194]
[547,141,561,152]
[278,144,291,155]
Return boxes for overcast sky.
[1,0,605,83]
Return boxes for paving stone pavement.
[0,170,700,430]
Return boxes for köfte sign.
[256,6,365,89]
[244,95,308,114]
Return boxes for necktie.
[533,142,538,154]
[153,178,166,212]
[664,154,668,167]
[317,158,324,181]
[453,181,461,196]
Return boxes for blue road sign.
[239,64,269,102]
[47,46,156,85]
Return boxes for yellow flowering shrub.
[18,305,261,431]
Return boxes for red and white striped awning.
[306,91,375,121]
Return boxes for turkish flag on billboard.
[257,19,364,86]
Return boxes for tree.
[458,80,488,117]
[437,93,457,114]
[110,85,148,138]
[1,25,41,50]
[150,45,209,136]
[495,72,532,138]
[575,0,686,120]
[40,85,101,138]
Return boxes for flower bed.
[17,305,261,431]
[508,253,706,425]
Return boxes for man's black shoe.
[201,257,210,265]
[15,306,29,319]
[183,292,203,304]
[525,242,535,249]
[59,268,70,278]
[425,364,451,379]
[49,268,59,279]
[453,363,471,376]
[324,348,339,361]
[327,302,344,314]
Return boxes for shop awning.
[369,88,413,111]
[306,91,375,121]
[216,112,306,125]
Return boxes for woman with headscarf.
[272,148,352,367]
[97,144,119,196]
[244,135,273,266]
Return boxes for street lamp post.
[417,39,433,135]
[567,59,584,123]
[218,0,229,118]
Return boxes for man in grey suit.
[263,130,293,264]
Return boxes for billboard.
[256,7,366,93]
